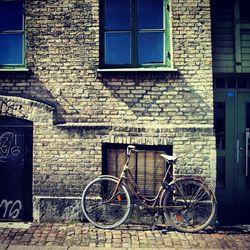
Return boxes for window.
[101,0,171,68]
[0,0,25,68]
[236,0,250,72]
[103,144,172,196]
[240,0,250,23]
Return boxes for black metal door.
[0,116,32,221]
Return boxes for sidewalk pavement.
[0,222,249,250]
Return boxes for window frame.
[99,0,171,69]
[0,0,26,70]
[102,143,172,197]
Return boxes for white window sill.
[97,67,178,73]
[0,68,29,72]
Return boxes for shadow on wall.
[0,70,214,126]
[100,72,214,125]
[0,71,81,124]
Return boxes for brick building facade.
[0,0,216,222]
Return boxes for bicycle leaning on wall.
[81,145,216,233]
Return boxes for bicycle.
[81,145,216,233]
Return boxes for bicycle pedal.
[154,213,159,219]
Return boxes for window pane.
[105,0,130,30]
[227,78,236,88]
[216,156,225,188]
[247,103,250,189]
[240,0,250,23]
[137,150,165,196]
[0,1,23,31]
[0,34,23,65]
[214,102,226,150]
[138,0,163,29]
[215,78,226,88]
[105,32,131,64]
[138,32,164,64]
[105,146,169,197]
[246,103,250,129]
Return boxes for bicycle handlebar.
[126,145,136,156]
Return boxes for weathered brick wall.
[0,0,213,125]
[0,0,216,222]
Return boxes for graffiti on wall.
[0,120,28,221]
[0,199,22,219]
[0,100,25,118]
[0,132,21,163]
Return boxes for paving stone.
[0,223,249,249]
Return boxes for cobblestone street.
[0,223,249,250]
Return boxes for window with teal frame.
[100,0,171,68]
[0,0,25,68]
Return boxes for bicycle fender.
[159,176,217,206]
[173,176,217,202]
[98,175,120,181]
[98,175,132,194]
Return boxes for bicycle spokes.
[163,178,216,232]
[82,177,132,229]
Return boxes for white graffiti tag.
[0,132,21,163]
[0,199,22,219]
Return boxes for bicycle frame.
[108,149,174,209]
[82,145,216,232]
[106,148,212,211]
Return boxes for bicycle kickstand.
[151,211,159,231]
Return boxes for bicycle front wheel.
[81,176,132,229]
[162,178,216,233]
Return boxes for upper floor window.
[0,0,25,68]
[100,0,171,68]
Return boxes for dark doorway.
[0,116,33,221]
[214,89,250,224]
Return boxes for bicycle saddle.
[160,154,178,163]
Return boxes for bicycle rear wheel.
[81,176,132,229]
[162,178,216,233]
